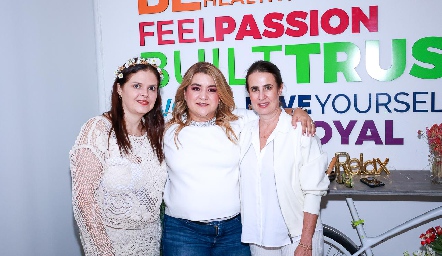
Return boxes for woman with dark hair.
[162,62,315,256]
[70,57,167,256]
[240,60,329,256]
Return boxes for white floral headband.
[114,57,164,81]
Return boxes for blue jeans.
[162,214,251,256]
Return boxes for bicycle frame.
[346,198,442,256]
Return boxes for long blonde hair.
[168,62,239,146]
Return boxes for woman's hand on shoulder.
[288,108,315,136]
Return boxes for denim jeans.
[162,214,251,256]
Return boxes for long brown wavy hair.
[168,62,239,146]
[105,58,165,163]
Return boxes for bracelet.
[297,107,308,113]
[298,242,313,250]
[291,107,308,116]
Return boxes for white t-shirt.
[163,109,256,221]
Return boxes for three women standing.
[70,59,317,256]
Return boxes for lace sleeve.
[70,117,114,256]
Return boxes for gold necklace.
[258,109,281,139]
[259,122,276,139]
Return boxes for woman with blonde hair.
[162,62,315,256]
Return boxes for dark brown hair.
[245,60,283,92]
[105,58,165,163]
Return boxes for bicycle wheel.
[323,224,359,256]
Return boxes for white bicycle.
[322,171,442,256]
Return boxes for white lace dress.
[69,116,167,256]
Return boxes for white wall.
[0,1,98,255]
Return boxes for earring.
[248,104,252,110]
